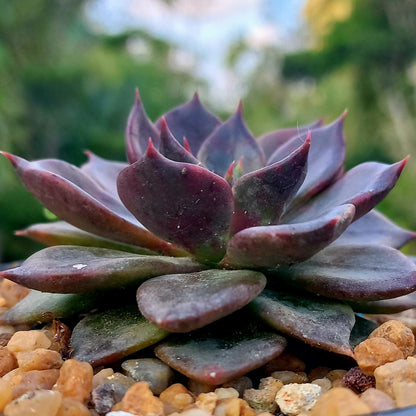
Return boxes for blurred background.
[1,0,416,262]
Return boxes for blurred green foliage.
[0,0,200,261]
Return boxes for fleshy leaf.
[230,135,310,234]
[0,246,205,293]
[223,204,355,268]
[155,313,286,385]
[333,209,416,248]
[118,143,234,263]
[350,315,379,348]
[158,117,200,164]
[270,114,346,208]
[81,152,128,196]
[346,291,416,314]
[197,102,265,176]
[156,92,221,154]
[287,158,408,223]
[257,119,322,160]
[250,289,355,357]
[125,89,160,163]
[274,244,416,301]
[1,152,183,256]
[137,269,266,332]
[71,305,169,367]
[0,290,106,325]
[17,221,157,255]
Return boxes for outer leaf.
[250,289,355,357]
[156,92,221,154]
[118,143,234,263]
[274,244,416,301]
[0,290,106,325]
[81,151,128,196]
[223,204,355,269]
[155,314,286,385]
[17,221,157,255]
[287,158,408,223]
[257,119,322,160]
[158,117,200,164]
[230,135,310,234]
[1,153,184,256]
[71,305,169,367]
[137,269,266,332]
[350,315,379,348]
[0,246,205,293]
[269,114,346,207]
[332,209,416,248]
[197,102,265,176]
[125,89,160,163]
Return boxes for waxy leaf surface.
[137,269,266,332]
[72,305,169,366]
[269,115,346,207]
[230,137,310,234]
[224,204,355,268]
[125,90,160,163]
[275,244,416,301]
[349,315,379,348]
[197,104,265,176]
[333,210,416,248]
[257,119,322,160]
[288,159,408,223]
[156,93,221,154]
[0,246,204,293]
[250,289,355,356]
[118,144,234,262]
[18,221,157,255]
[1,153,182,256]
[155,315,286,385]
[0,290,105,325]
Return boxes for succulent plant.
[1,90,416,385]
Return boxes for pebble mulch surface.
[1,278,416,415]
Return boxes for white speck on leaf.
[72,264,87,270]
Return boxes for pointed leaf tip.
[145,137,157,156]
[0,151,18,167]
[135,88,140,101]
[183,137,191,153]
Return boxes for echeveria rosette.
[1,91,416,385]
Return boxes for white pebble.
[275,383,322,416]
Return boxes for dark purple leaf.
[230,135,310,234]
[250,289,355,357]
[155,314,286,385]
[156,92,221,154]
[0,290,105,325]
[158,117,200,164]
[197,102,265,176]
[137,269,266,332]
[81,151,128,196]
[346,291,416,314]
[0,246,204,293]
[223,204,355,268]
[286,158,408,223]
[125,89,160,163]
[273,244,416,301]
[257,119,322,160]
[118,142,234,263]
[17,221,157,255]
[333,209,416,248]
[72,305,168,367]
[350,315,379,348]
[1,152,183,256]
[270,113,346,208]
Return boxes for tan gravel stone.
[308,367,331,381]
[275,383,322,416]
[221,376,252,397]
[56,398,91,416]
[374,357,416,398]
[187,379,215,396]
[160,383,194,414]
[0,280,30,308]
[311,387,371,416]
[0,378,13,412]
[7,330,51,353]
[3,389,62,416]
[53,359,93,404]
[214,397,241,416]
[243,377,282,414]
[93,368,115,389]
[16,348,63,371]
[360,387,396,412]
[271,370,308,384]
[326,369,347,382]
[370,320,415,357]
[354,337,404,375]
[214,387,239,399]
[11,369,60,399]
[311,377,332,393]
[195,392,217,414]
[0,346,17,376]
[392,380,416,407]
[118,381,164,416]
